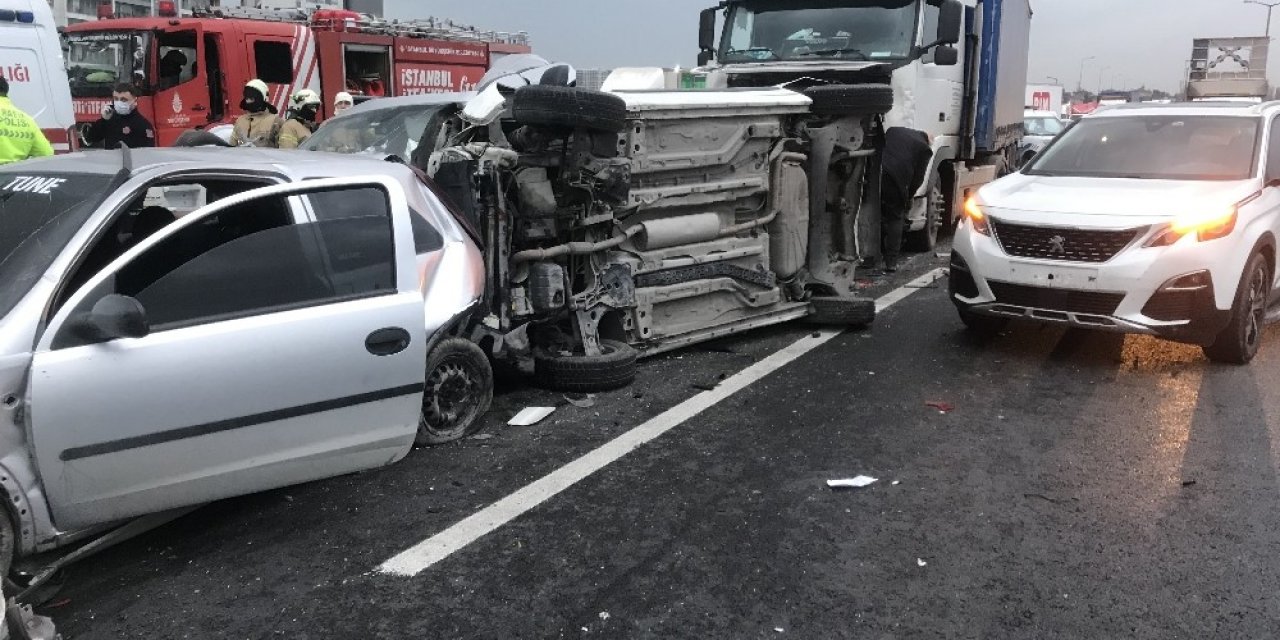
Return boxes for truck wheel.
[512,85,628,133]
[1203,252,1270,365]
[806,296,876,328]
[534,339,638,392]
[905,172,944,252]
[417,338,494,446]
[803,84,894,116]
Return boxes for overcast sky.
[386,0,1274,92]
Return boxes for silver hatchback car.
[0,149,489,575]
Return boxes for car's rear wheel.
[417,338,494,446]
[957,305,1009,337]
[1204,252,1270,364]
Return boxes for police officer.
[0,76,53,164]
[278,89,321,149]
[83,83,155,150]
[230,79,282,148]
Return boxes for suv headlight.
[964,195,991,236]
[1147,206,1239,247]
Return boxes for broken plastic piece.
[917,558,928,567]
[564,394,596,409]
[827,476,878,489]
[508,407,556,426]
[926,401,955,413]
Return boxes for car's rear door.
[27,176,426,530]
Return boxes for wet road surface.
[43,252,1280,638]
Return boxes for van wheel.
[803,84,894,116]
[534,340,638,392]
[417,339,494,446]
[512,86,628,133]
[905,173,944,252]
[1204,252,1270,364]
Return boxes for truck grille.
[988,281,1125,315]
[991,220,1142,263]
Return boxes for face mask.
[113,100,134,115]
[335,104,352,115]
[241,97,262,112]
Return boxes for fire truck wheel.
[533,340,638,392]
[804,84,895,116]
[513,86,628,133]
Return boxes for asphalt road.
[42,250,1280,639]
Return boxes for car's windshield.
[65,31,151,98]
[721,0,918,62]
[0,171,115,319]
[1025,115,1261,181]
[303,104,451,159]
[1024,116,1065,137]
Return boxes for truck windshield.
[0,172,116,319]
[721,0,918,63]
[65,31,151,98]
[1025,116,1260,181]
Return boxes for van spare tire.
[533,339,638,392]
[512,85,628,133]
[804,84,894,116]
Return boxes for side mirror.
[68,294,150,345]
[698,8,718,60]
[937,0,963,45]
[697,51,715,67]
[933,45,959,66]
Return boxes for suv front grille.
[988,281,1125,315]
[991,220,1142,263]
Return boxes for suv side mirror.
[933,45,959,66]
[937,0,963,45]
[68,294,150,345]
[698,8,718,62]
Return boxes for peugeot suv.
[952,102,1280,364]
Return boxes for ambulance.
[0,0,77,153]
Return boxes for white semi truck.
[409,0,1033,392]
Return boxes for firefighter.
[0,76,54,164]
[83,83,156,150]
[278,89,321,149]
[230,79,282,148]
[333,91,354,118]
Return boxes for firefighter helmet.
[291,89,321,108]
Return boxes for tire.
[803,84,894,116]
[172,129,231,147]
[1203,252,1270,364]
[806,296,876,327]
[417,338,494,446]
[512,85,628,133]
[0,506,14,582]
[957,305,1009,337]
[905,172,944,252]
[534,339,637,392]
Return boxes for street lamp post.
[1078,56,1097,93]
[1098,66,1111,97]
[1246,0,1280,38]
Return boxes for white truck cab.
[0,0,76,153]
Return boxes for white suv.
[952,102,1280,363]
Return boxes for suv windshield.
[303,104,452,160]
[721,0,918,63]
[0,172,115,318]
[1025,115,1261,181]
[65,31,151,98]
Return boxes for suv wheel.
[1204,252,1271,364]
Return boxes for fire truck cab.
[63,4,529,147]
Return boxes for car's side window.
[55,186,397,349]
[1267,117,1280,179]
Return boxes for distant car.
[0,148,489,576]
[1017,109,1066,166]
[952,102,1280,364]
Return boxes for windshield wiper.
[725,47,780,61]
[796,48,870,61]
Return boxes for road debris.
[470,433,495,441]
[917,558,928,567]
[1181,480,1197,487]
[599,612,610,621]
[692,381,720,392]
[891,480,901,486]
[564,394,596,409]
[827,476,878,489]
[926,401,954,413]
[508,407,556,426]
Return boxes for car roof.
[9,148,413,178]
[1086,101,1280,119]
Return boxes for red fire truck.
[62,2,530,146]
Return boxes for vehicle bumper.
[949,225,1235,345]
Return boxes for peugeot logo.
[1047,235,1067,255]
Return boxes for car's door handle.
[365,327,412,356]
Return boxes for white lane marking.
[378,268,948,577]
